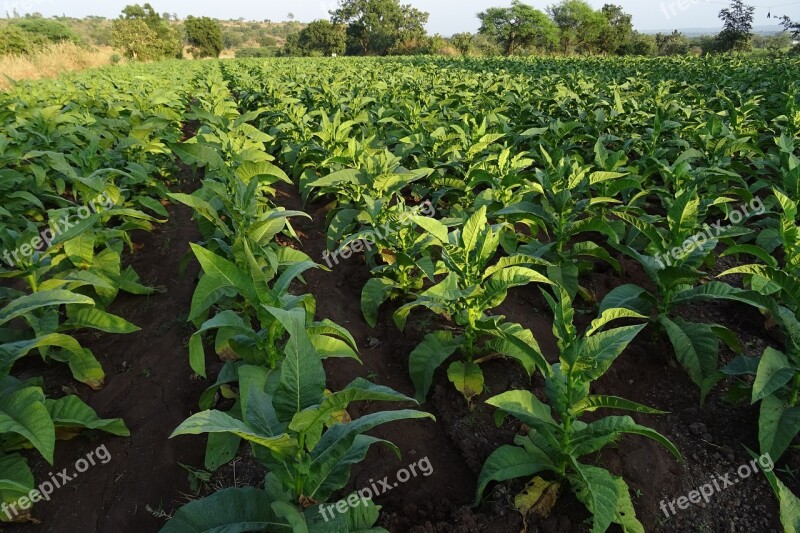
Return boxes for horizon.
[7,0,798,36]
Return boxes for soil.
[5,168,208,532]
[5,181,797,533]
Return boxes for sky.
[9,0,800,35]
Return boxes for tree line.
[3,0,797,60]
[284,0,798,57]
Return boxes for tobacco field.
[1,56,799,532]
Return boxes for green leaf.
[476,445,553,503]
[408,331,463,403]
[0,453,34,507]
[170,410,297,458]
[172,142,226,170]
[586,308,647,336]
[191,244,257,305]
[160,487,291,532]
[570,395,667,416]
[0,290,95,326]
[611,476,644,533]
[361,277,396,328]
[752,348,796,403]
[659,317,720,399]
[754,450,800,533]
[462,206,487,253]
[569,462,620,533]
[486,389,557,427]
[0,386,54,463]
[758,395,800,461]
[66,306,140,334]
[46,396,129,436]
[578,325,646,381]
[446,361,484,401]
[264,307,326,422]
[289,378,415,439]
[598,285,652,316]
[63,231,95,269]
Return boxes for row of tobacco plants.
[159,64,435,532]
[0,64,204,521]
[202,55,798,531]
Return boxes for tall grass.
[0,43,117,90]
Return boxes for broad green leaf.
[408,331,463,402]
[446,361,484,401]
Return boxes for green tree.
[548,0,608,54]
[296,19,346,56]
[780,16,800,52]
[113,3,181,59]
[330,0,429,55]
[451,32,475,55]
[111,18,163,60]
[618,32,657,56]
[185,16,223,58]
[477,1,558,55]
[715,0,755,52]
[655,30,690,55]
[597,4,633,54]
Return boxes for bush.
[185,16,223,58]
[11,19,82,45]
[235,47,275,58]
[0,26,45,55]
[0,18,82,56]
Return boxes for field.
[1,55,799,532]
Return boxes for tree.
[597,4,633,55]
[716,0,755,52]
[283,20,346,56]
[548,0,608,54]
[655,30,689,55]
[780,16,800,51]
[185,16,223,58]
[451,32,474,55]
[618,32,657,56]
[330,0,429,56]
[477,1,558,55]
[111,19,163,60]
[113,3,181,59]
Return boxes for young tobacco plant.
[395,206,553,402]
[165,308,433,532]
[718,187,800,464]
[606,188,776,400]
[476,288,682,532]
[495,153,624,300]
[186,242,359,378]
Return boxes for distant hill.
[641,25,787,37]
[0,15,305,56]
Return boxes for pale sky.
[10,0,800,35]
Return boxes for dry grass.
[0,42,118,90]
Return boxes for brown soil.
[6,169,207,532]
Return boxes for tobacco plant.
[476,288,682,532]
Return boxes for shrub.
[234,47,275,58]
